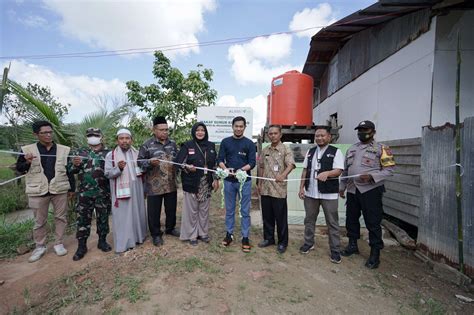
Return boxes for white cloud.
[42,0,216,58]
[18,15,48,28]
[4,60,127,122]
[289,3,338,38]
[217,94,266,135]
[228,34,301,85]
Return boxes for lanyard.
[194,141,208,174]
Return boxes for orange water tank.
[270,70,313,126]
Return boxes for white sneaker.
[53,244,68,256]
[28,246,47,263]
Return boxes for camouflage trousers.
[75,193,111,240]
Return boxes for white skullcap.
[116,128,132,137]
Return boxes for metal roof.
[302,0,445,85]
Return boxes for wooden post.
[455,32,464,274]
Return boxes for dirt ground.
[1,194,473,315]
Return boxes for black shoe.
[299,243,315,254]
[73,239,88,261]
[277,244,287,254]
[341,238,359,257]
[365,247,380,269]
[197,235,210,243]
[258,240,275,248]
[97,237,112,252]
[330,251,342,264]
[221,232,233,247]
[165,229,180,237]
[189,239,198,246]
[152,235,164,247]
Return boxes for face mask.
[87,136,101,145]
[357,132,372,142]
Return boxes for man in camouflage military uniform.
[339,120,395,269]
[69,128,112,261]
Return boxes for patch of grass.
[237,282,247,292]
[374,273,393,296]
[113,275,149,303]
[0,184,28,215]
[425,298,445,315]
[207,241,223,254]
[105,306,123,315]
[409,293,446,315]
[0,155,16,180]
[0,217,34,258]
[23,287,31,308]
[286,286,309,304]
[153,256,221,274]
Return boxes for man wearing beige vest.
[16,121,75,262]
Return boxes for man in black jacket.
[298,126,344,263]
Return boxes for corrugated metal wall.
[382,138,421,226]
[461,117,473,276]
[418,117,473,276]
[326,9,431,97]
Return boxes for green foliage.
[113,275,149,303]
[126,51,217,144]
[67,104,132,148]
[3,80,73,146]
[0,217,34,258]
[0,155,27,215]
[127,114,153,148]
[0,184,28,215]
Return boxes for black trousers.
[261,195,288,246]
[147,191,177,237]
[346,186,384,249]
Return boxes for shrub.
[0,184,28,215]
[0,217,34,258]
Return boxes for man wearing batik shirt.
[138,116,179,247]
[257,125,295,254]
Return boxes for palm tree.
[1,75,131,148]
[68,105,132,148]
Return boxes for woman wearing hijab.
[175,122,219,245]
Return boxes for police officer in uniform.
[69,128,112,261]
[339,121,395,269]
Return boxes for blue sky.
[1,0,374,134]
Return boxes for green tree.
[127,114,153,148]
[1,80,72,147]
[68,104,132,148]
[126,51,217,144]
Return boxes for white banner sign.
[197,107,253,143]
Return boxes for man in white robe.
[104,128,147,253]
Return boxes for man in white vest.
[16,121,75,262]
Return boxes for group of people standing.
[17,116,394,269]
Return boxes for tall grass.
[0,216,34,258]
[0,155,28,215]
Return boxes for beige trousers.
[28,193,68,247]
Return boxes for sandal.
[241,237,251,253]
